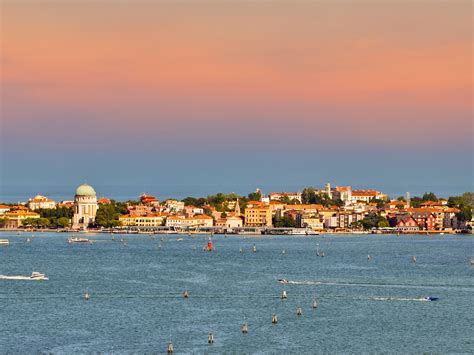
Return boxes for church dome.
[75,183,96,197]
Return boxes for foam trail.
[282,280,472,291]
[368,296,430,302]
[0,275,48,281]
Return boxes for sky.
[0,1,472,200]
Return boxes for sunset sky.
[1,1,472,199]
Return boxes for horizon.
[0,181,470,204]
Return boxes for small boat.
[0,239,10,246]
[277,279,289,284]
[68,237,92,244]
[30,272,48,281]
[424,296,439,302]
[207,237,214,251]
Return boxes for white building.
[268,192,302,203]
[166,215,213,228]
[28,195,56,210]
[72,183,98,229]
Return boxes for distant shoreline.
[0,229,465,236]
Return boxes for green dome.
[75,183,96,197]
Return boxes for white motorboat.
[30,272,48,281]
[0,239,10,246]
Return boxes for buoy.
[296,307,302,316]
[281,290,287,299]
[84,292,90,300]
[26,238,31,243]
[241,323,248,334]
[208,332,214,344]
[183,290,189,298]
[272,314,278,324]
[282,249,286,254]
[312,299,318,309]
[167,341,174,354]
[252,244,257,253]
[412,256,417,263]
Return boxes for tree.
[273,216,297,228]
[360,213,389,230]
[0,217,8,228]
[56,217,70,228]
[248,191,262,201]
[410,196,423,208]
[22,218,50,228]
[182,197,198,206]
[94,203,123,228]
[422,192,438,202]
[370,197,388,209]
[301,188,336,206]
[36,206,73,227]
[377,218,389,228]
[448,192,473,222]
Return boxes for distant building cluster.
[0,182,471,232]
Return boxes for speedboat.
[30,272,48,281]
[0,239,9,246]
[423,296,439,302]
[278,279,289,284]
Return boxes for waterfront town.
[0,183,472,234]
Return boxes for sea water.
[0,233,472,353]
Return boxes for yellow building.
[166,215,213,228]
[1,210,41,229]
[244,206,272,227]
[299,214,324,231]
[119,213,168,227]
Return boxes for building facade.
[72,183,98,229]
[244,206,272,227]
[28,195,56,210]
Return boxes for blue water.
[0,233,472,353]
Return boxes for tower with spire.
[234,199,241,215]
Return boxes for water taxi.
[30,272,48,281]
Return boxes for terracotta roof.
[352,190,378,196]
[192,215,213,220]
[4,210,40,217]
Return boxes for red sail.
[207,239,213,251]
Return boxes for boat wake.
[0,275,49,281]
[278,280,470,291]
[368,296,434,302]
